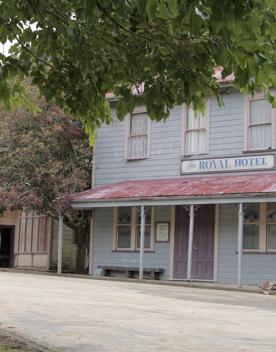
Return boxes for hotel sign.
[181,154,275,174]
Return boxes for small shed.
[0,210,76,272]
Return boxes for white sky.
[1,23,36,56]
[0,41,14,56]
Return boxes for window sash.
[266,204,276,251]
[130,113,148,135]
[128,135,148,159]
[114,207,153,251]
[243,224,260,250]
[243,203,260,251]
[247,98,273,150]
[250,99,272,124]
[248,123,272,150]
[128,112,149,159]
[242,203,276,252]
[136,225,152,249]
[185,129,207,155]
[267,224,276,251]
[184,106,208,156]
[186,108,207,129]
[116,225,132,249]
[118,207,132,225]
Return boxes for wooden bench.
[98,265,165,280]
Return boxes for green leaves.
[0,0,275,138]
[145,0,157,19]
[85,0,96,17]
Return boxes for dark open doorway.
[0,227,14,268]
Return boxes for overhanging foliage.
[0,0,276,140]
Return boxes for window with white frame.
[127,111,150,160]
[184,106,208,155]
[267,203,276,251]
[247,97,273,150]
[242,203,276,252]
[116,207,132,249]
[114,206,153,251]
[136,207,152,249]
[243,203,260,250]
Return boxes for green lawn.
[0,346,12,352]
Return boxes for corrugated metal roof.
[70,173,276,203]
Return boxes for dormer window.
[246,96,274,150]
[127,108,150,160]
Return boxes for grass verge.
[0,346,13,352]
[0,331,49,352]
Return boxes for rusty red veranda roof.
[70,172,276,203]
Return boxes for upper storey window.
[246,96,274,150]
[184,104,209,156]
[127,109,150,160]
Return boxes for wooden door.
[191,205,214,280]
[173,205,215,280]
[173,206,189,279]
[14,212,51,269]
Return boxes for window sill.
[127,157,150,161]
[112,250,155,253]
[182,153,209,159]
[242,149,276,154]
[236,251,276,254]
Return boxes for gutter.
[70,192,276,209]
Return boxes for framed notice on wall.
[156,222,170,242]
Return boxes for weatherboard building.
[65,82,276,286]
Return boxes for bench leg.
[154,272,160,280]
[125,270,131,278]
[149,272,161,280]
[129,270,135,278]
[105,269,111,277]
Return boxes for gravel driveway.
[0,272,275,352]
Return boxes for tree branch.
[9,27,54,69]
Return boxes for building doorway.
[0,227,14,268]
[173,205,215,280]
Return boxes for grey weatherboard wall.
[92,206,172,279]
[217,205,276,285]
[209,93,245,156]
[94,93,247,187]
